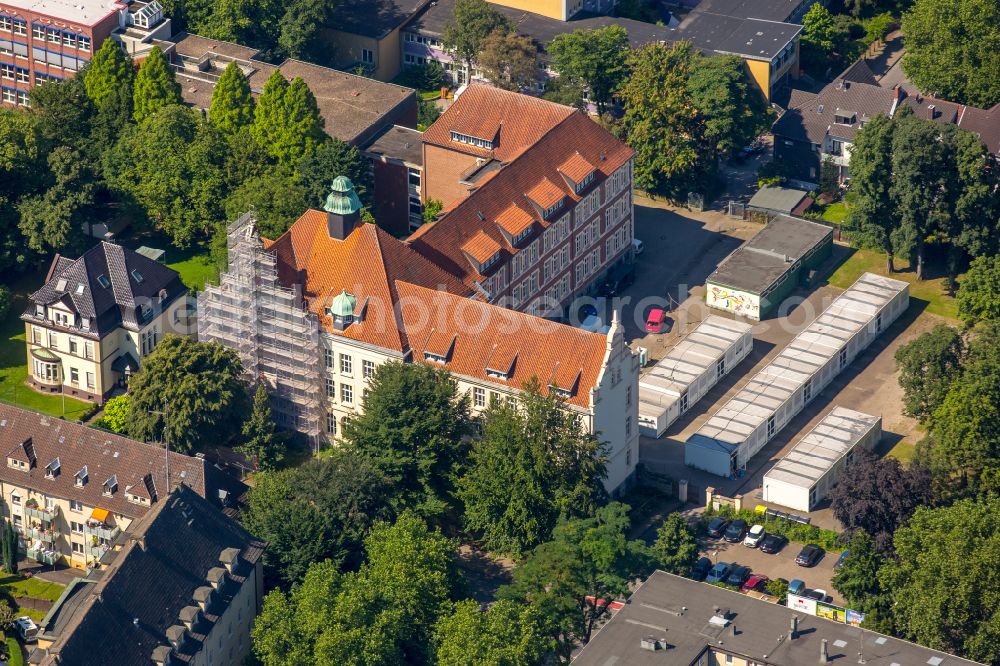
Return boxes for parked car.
[645,308,668,333]
[741,573,770,593]
[600,267,634,297]
[743,524,766,548]
[804,589,828,602]
[788,579,806,596]
[632,238,644,256]
[723,519,749,543]
[706,517,730,539]
[705,562,732,584]
[795,544,824,567]
[834,550,850,570]
[691,557,712,581]
[725,565,752,588]
[758,533,787,554]
[15,616,38,643]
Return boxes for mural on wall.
[707,285,760,319]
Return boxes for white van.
[15,616,37,643]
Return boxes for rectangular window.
[325,378,334,398]
[47,28,58,43]
[324,348,333,368]
[766,414,776,439]
[70,499,82,512]
[1,88,13,105]
[78,35,89,51]
[62,31,75,47]
[340,354,352,375]
[84,341,94,359]
[12,20,25,36]
[72,542,84,554]
[0,64,11,79]
[326,412,337,434]
[363,359,375,379]
[361,48,374,64]
[0,17,10,32]
[70,368,79,384]
[86,372,94,389]
[32,24,43,40]
[341,384,353,404]
[69,338,78,354]
[70,521,84,534]
[473,387,485,408]
[48,331,57,349]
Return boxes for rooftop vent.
[639,636,668,651]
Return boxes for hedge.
[702,506,843,552]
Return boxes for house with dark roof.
[21,242,190,404]
[0,403,208,569]
[29,484,265,666]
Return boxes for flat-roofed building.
[0,404,208,569]
[686,272,908,478]
[706,215,833,320]
[638,316,753,438]
[762,406,881,512]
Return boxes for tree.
[652,513,699,576]
[846,113,897,272]
[422,198,443,225]
[0,285,8,322]
[617,42,705,200]
[946,127,999,272]
[242,452,391,587]
[614,0,654,21]
[97,394,130,433]
[829,449,932,553]
[277,0,330,61]
[433,599,553,666]
[224,172,310,239]
[2,520,17,574]
[830,531,892,632]
[501,504,653,661]
[895,324,964,420]
[901,0,1000,108]
[541,76,586,110]
[0,600,14,632]
[459,382,608,558]
[296,139,372,208]
[957,255,1000,324]
[252,512,458,665]
[237,384,284,471]
[209,61,255,134]
[478,32,538,92]
[28,76,94,151]
[343,362,472,522]
[18,145,95,256]
[250,71,326,168]
[801,4,846,71]
[418,98,441,130]
[686,54,770,157]
[864,12,894,45]
[548,26,630,116]
[880,496,1000,663]
[819,157,839,197]
[132,46,182,123]
[83,40,134,111]
[443,0,513,73]
[126,335,249,453]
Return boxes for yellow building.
[0,404,208,570]
[21,242,192,405]
[323,0,434,81]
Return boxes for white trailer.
[685,272,908,477]
[637,316,753,437]
[762,407,882,512]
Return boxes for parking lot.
[699,531,844,606]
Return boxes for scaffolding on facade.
[197,213,324,446]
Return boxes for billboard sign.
[787,594,817,615]
[846,609,865,626]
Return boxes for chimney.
[323,175,363,241]
[790,616,798,639]
[820,638,829,663]
[729,623,736,637]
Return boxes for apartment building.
[410,85,636,316]
[199,177,641,494]
[0,0,170,107]
[21,242,190,404]
[30,484,265,666]
[0,404,208,570]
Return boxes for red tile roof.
[525,177,566,209]
[264,214,470,351]
[461,231,503,265]
[422,84,576,162]
[494,205,535,237]
[558,151,597,184]
[396,282,609,408]
[408,110,634,290]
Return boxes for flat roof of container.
[688,273,906,452]
[707,215,832,294]
[763,407,880,489]
[639,316,752,402]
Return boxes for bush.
[703,506,843,551]
[0,286,9,322]
[397,62,444,91]
[417,99,441,130]
[765,577,789,600]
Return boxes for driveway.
[700,534,844,606]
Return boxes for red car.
[741,573,770,593]
[646,308,667,333]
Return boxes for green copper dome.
[329,289,357,318]
[324,176,363,215]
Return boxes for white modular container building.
[637,316,753,438]
[762,407,882,512]
[685,272,908,478]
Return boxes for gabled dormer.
[7,437,36,471]
[557,152,597,194]
[422,329,457,364]
[44,456,60,479]
[484,345,518,381]
[461,231,504,276]
[495,205,536,248]
[103,474,118,497]
[75,465,88,487]
[525,178,565,220]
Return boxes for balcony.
[84,524,120,542]
[26,527,57,543]
[26,547,58,566]
[24,505,60,521]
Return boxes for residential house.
[323,0,434,81]
[198,177,641,495]
[0,403,208,569]
[22,242,190,404]
[29,484,265,666]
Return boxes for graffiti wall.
[706,283,761,320]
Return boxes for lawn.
[119,232,218,291]
[887,439,917,464]
[0,574,65,603]
[4,636,23,666]
[0,275,92,421]
[827,248,960,320]
[819,201,849,224]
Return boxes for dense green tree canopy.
[895,324,964,420]
[343,362,472,522]
[443,0,513,71]
[96,394,130,433]
[132,46,183,123]
[686,54,770,156]
[297,139,372,208]
[17,146,94,256]
[548,26,630,116]
[847,113,897,270]
[209,61,255,135]
[237,384,284,471]
[957,255,1000,324]
[831,531,892,633]
[478,32,539,92]
[652,513,699,576]
[433,599,552,666]
[224,172,310,239]
[250,71,326,168]
[83,40,134,111]
[901,0,1000,108]
[126,335,249,453]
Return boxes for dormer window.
[81,317,90,330]
[139,304,152,321]
[44,457,60,479]
[103,475,118,497]
[97,275,110,289]
[7,458,26,471]
[575,171,595,194]
[450,131,495,150]
[131,269,144,284]
[513,227,532,245]
[481,251,501,272]
[34,304,43,317]
[542,199,564,219]
[833,112,855,125]
[75,465,88,487]
[425,352,448,364]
